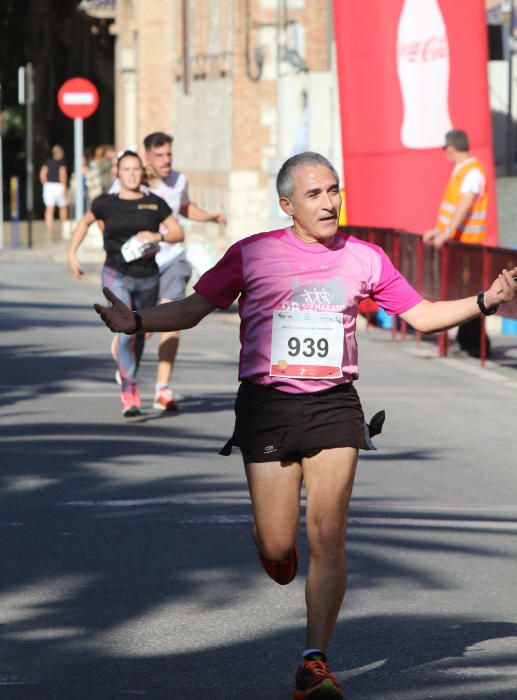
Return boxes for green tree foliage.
[0,0,114,217]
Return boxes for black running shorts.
[220,380,368,463]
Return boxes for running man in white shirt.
[143,132,227,410]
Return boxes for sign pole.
[57,77,99,223]
[74,117,84,221]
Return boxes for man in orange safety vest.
[423,129,490,357]
[423,129,487,249]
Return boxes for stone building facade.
[77,0,517,250]
[110,0,342,249]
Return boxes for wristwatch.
[124,311,142,334]
[476,291,498,316]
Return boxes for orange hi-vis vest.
[437,157,488,244]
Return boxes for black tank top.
[46,158,65,183]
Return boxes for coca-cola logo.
[398,36,449,62]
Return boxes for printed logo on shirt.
[280,276,347,313]
[264,445,278,454]
[138,203,159,211]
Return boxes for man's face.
[444,144,455,162]
[280,164,341,242]
[145,143,172,180]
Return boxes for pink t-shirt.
[194,227,422,393]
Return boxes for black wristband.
[477,291,498,316]
[125,311,142,334]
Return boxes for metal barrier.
[343,225,517,365]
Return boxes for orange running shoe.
[293,653,344,699]
[258,545,299,585]
[153,386,179,411]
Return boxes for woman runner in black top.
[67,150,183,417]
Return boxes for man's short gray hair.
[276,152,339,199]
[444,129,469,152]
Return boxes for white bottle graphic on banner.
[397,0,452,149]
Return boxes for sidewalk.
[365,323,517,389]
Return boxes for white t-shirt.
[453,158,486,196]
[152,171,190,269]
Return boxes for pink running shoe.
[121,391,141,418]
[132,384,141,409]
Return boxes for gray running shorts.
[159,254,193,301]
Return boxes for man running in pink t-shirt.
[94,152,517,700]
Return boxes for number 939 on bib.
[270,310,344,379]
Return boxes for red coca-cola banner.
[333,0,498,245]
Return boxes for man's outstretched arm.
[400,268,517,334]
[94,288,218,334]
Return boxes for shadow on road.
[1,267,517,699]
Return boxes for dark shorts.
[220,380,369,463]
[159,253,193,301]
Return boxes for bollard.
[10,176,21,248]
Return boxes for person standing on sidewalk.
[93,152,517,699]
[39,145,68,237]
[423,129,490,357]
[143,131,227,411]
[67,150,183,417]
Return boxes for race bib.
[270,310,344,379]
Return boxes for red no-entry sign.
[57,77,99,221]
[57,77,99,119]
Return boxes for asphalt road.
[1,252,517,700]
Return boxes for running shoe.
[293,653,344,699]
[121,391,141,418]
[132,384,141,409]
[153,386,179,411]
[258,545,299,585]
